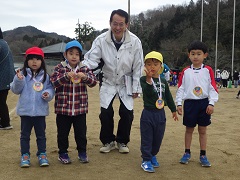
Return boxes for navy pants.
[20,116,46,156]
[99,97,133,145]
[0,89,11,127]
[56,114,87,154]
[140,108,166,161]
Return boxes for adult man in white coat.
[220,69,229,88]
[83,9,144,153]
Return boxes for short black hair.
[188,40,208,54]
[110,9,129,24]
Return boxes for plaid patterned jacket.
[50,61,97,116]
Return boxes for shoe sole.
[118,149,129,153]
[152,164,160,168]
[40,163,49,167]
[0,126,13,130]
[78,157,89,163]
[200,162,211,167]
[21,164,30,168]
[79,160,89,163]
[180,161,189,164]
[99,146,115,153]
[179,159,190,164]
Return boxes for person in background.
[11,47,54,168]
[50,40,97,164]
[0,27,15,130]
[215,69,221,89]
[160,63,170,80]
[140,51,178,173]
[176,40,218,167]
[220,69,229,88]
[233,70,239,88]
[82,9,144,154]
[227,71,232,88]
[172,72,178,86]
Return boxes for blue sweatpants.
[140,108,166,161]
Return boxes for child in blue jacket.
[11,47,54,168]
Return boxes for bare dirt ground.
[1,86,240,180]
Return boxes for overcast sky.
[1,0,196,38]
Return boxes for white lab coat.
[83,29,144,110]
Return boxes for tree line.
[76,0,239,72]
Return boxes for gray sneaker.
[117,143,129,153]
[100,141,115,153]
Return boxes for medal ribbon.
[151,76,162,99]
[27,72,43,83]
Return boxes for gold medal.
[156,98,164,109]
[33,82,43,91]
[193,86,203,96]
[71,77,81,84]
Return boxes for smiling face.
[64,47,81,68]
[188,49,208,68]
[145,58,162,78]
[110,13,128,42]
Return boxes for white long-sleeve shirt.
[220,70,229,80]
[176,64,218,106]
[82,29,144,110]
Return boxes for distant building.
[21,41,87,60]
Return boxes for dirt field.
[1,86,240,180]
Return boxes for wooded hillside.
[130,0,239,71]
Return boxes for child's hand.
[16,69,24,80]
[206,105,214,115]
[42,92,49,99]
[177,106,183,115]
[76,72,87,80]
[172,112,179,121]
[144,67,153,78]
[67,71,75,79]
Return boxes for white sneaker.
[117,143,129,153]
[100,141,115,153]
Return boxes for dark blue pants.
[0,89,11,127]
[56,114,87,154]
[20,116,46,156]
[140,108,166,161]
[99,97,133,144]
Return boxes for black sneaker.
[58,153,71,164]
[78,152,89,163]
[0,125,13,130]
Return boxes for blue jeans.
[234,80,238,88]
[20,116,46,156]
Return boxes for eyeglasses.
[112,22,125,28]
